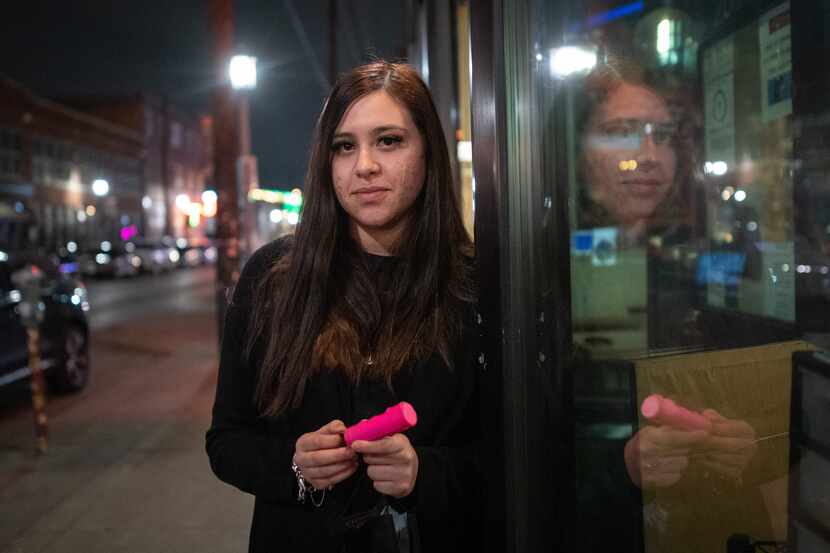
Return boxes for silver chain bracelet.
[291,461,326,507]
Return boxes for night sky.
[0,0,406,188]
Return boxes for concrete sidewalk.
[0,311,253,553]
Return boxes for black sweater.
[206,239,483,552]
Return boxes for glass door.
[471,1,830,551]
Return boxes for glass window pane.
[499,1,830,551]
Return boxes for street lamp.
[229,55,257,90]
[229,54,259,257]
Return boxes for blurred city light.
[202,201,217,218]
[705,161,729,176]
[142,195,153,209]
[619,160,638,172]
[176,194,191,211]
[734,190,747,202]
[85,205,96,217]
[67,241,78,253]
[120,225,138,241]
[229,55,257,90]
[92,179,109,196]
[457,141,473,162]
[269,209,283,223]
[549,45,597,78]
[201,189,217,204]
[187,203,202,228]
[101,241,112,252]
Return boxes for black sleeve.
[205,239,298,505]
[390,308,483,523]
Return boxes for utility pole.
[329,0,338,84]
[210,0,241,344]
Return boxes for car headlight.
[71,286,90,311]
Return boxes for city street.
[0,267,253,553]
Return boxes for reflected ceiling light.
[657,19,673,54]
[142,195,153,209]
[734,190,747,202]
[549,46,597,79]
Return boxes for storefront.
[468,1,830,551]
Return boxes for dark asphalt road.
[85,265,217,330]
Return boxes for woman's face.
[582,82,677,228]
[331,90,426,253]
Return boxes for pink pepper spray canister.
[641,394,712,432]
[344,402,418,446]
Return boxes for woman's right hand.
[293,420,359,489]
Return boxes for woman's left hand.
[351,434,419,498]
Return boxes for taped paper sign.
[703,38,735,167]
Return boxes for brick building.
[0,75,144,251]
[63,94,214,241]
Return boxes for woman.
[206,61,480,553]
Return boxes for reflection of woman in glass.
[578,65,697,248]
[581,79,682,241]
[574,63,707,353]
[573,63,772,553]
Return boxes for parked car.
[130,239,179,274]
[171,237,216,268]
[78,241,141,278]
[52,241,82,277]
[0,250,91,393]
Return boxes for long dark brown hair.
[246,61,475,418]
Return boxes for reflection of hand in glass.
[624,425,708,490]
[624,409,759,490]
[699,409,758,484]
